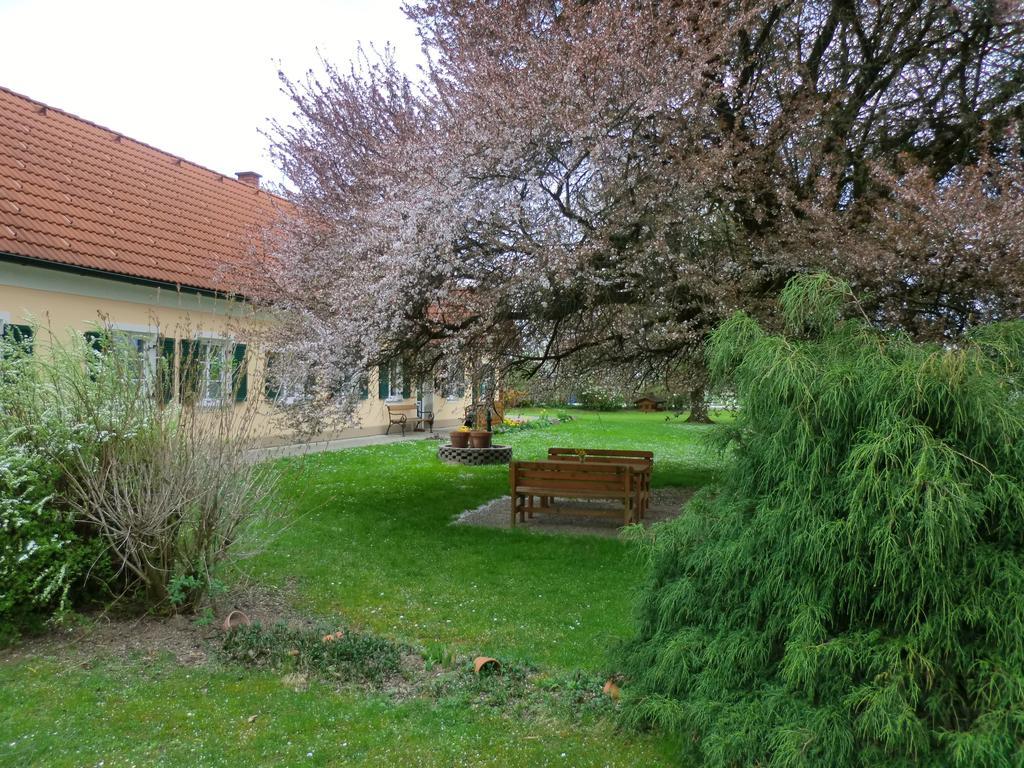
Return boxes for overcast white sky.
[0,0,424,190]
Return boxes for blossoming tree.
[259,0,1024,426]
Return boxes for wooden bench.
[385,403,416,436]
[509,460,638,527]
[547,448,653,519]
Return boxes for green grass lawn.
[0,410,722,767]
[252,409,720,671]
[1,656,673,767]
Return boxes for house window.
[417,378,434,415]
[199,341,232,406]
[113,331,157,387]
[379,359,407,401]
[0,317,34,357]
[180,339,247,406]
[387,360,404,400]
[444,372,466,401]
[265,352,312,406]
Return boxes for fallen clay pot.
[221,610,250,632]
[473,656,501,675]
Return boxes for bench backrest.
[511,460,633,494]
[547,447,653,469]
[386,403,417,413]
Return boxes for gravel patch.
[454,486,696,538]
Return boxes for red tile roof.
[0,85,286,293]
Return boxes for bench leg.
[527,494,534,519]
[511,495,518,527]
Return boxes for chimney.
[235,171,261,189]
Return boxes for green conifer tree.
[618,274,1024,767]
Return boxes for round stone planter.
[438,444,513,466]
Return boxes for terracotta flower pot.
[450,431,470,448]
[469,430,492,449]
[473,656,501,675]
[221,610,250,632]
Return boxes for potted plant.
[450,425,471,448]
[468,427,492,449]
[469,399,492,448]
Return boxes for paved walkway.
[247,427,454,462]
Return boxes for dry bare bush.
[0,323,278,612]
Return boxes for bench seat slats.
[515,486,631,498]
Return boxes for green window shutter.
[359,374,369,399]
[179,339,202,404]
[157,336,175,405]
[378,364,389,399]
[83,330,107,354]
[83,330,108,379]
[3,324,34,355]
[264,352,281,401]
[401,364,411,399]
[232,344,248,402]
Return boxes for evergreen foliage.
[618,274,1024,767]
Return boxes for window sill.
[199,399,233,409]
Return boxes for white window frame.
[444,371,466,402]
[385,359,405,402]
[266,352,311,407]
[198,339,232,408]
[417,378,434,414]
[110,329,158,389]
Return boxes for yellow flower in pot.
[450,425,471,448]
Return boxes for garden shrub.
[0,431,106,642]
[0,329,276,614]
[618,274,1024,767]
[577,387,626,411]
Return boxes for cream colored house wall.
[0,260,467,445]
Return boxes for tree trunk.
[686,386,712,423]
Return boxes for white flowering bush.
[0,431,106,642]
[1,329,276,617]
